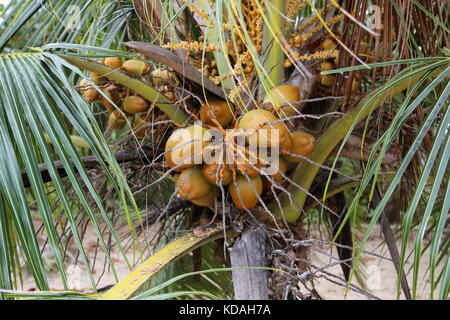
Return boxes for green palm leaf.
[0,50,142,291]
[0,0,136,51]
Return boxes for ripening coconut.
[78,79,89,88]
[264,85,300,107]
[239,109,291,149]
[234,148,261,177]
[191,186,219,207]
[280,132,293,154]
[176,167,214,201]
[202,163,233,186]
[104,57,123,69]
[320,74,336,87]
[122,59,150,77]
[79,79,99,102]
[200,99,234,128]
[229,175,263,210]
[320,61,335,71]
[165,125,211,171]
[151,68,173,86]
[322,38,337,51]
[262,157,287,189]
[235,162,260,177]
[284,131,315,163]
[333,56,339,66]
[108,111,126,130]
[263,85,301,117]
[84,89,100,103]
[100,85,119,112]
[123,96,147,114]
[191,192,217,207]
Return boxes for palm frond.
[343,61,450,299]
[0,0,137,51]
[0,0,448,300]
[0,50,141,291]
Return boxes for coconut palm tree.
[0,0,448,300]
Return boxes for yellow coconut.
[263,85,301,108]
[79,79,99,102]
[234,148,261,177]
[191,192,217,207]
[235,162,260,177]
[191,185,219,207]
[202,163,233,186]
[165,125,211,171]
[239,109,290,148]
[280,132,293,155]
[151,68,173,86]
[322,38,337,51]
[200,99,234,128]
[320,61,335,72]
[108,111,126,130]
[123,96,147,114]
[284,131,315,163]
[84,89,100,103]
[79,78,89,88]
[122,59,150,77]
[320,74,336,87]
[333,56,339,66]
[176,167,214,201]
[104,57,123,69]
[263,85,301,117]
[262,157,287,189]
[99,85,119,112]
[229,175,263,210]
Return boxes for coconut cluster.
[77,57,175,136]
[315,37,338,88]
[166,88,316,211]
[315,37,361,93]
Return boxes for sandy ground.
[21,222,440,300]
[311,231,436,300]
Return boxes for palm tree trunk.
[231,225,269,299]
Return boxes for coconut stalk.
[260,0,286,92]
[63,56,189,125]
[20,147,153,188]
[227,0,286,302]
[271,65,440,223]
